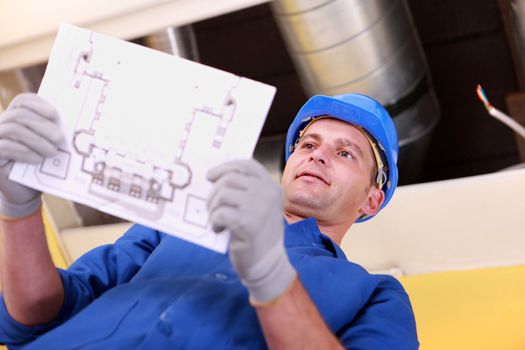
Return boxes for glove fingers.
[207,185,245,214]
[206,160,244,182]
[209,206,238,233]
[8,93,60,121]
[209,171,249,190]
[207,172,248,207]
[0,122,60,158]
[0,139,44,164]
[1,108,65,145]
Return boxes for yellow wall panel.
[399,265,525,350]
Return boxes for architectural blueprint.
[9,24,276,253]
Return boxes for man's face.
[281,118,382,225]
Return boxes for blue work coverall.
[0,217,418,349]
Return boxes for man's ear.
[359,187,385,217]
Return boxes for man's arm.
[255,277,343,350]
[207,160,343,349]
[1,211,64,325]
[0,93,67,325]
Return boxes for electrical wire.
[476,84,525,140]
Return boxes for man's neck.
[283,211,352,245]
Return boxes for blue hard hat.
[284,93,399,222]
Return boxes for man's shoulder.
[296,254,409,302]
[295,255,415,339]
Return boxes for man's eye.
[302,143,314,150]
[339,150,354,159]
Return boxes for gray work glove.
[0,93,65,219]
[207,159,297,305]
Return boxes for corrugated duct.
[271,0,440,184]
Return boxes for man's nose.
[308,147,328,165]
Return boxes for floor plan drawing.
[10,24,276,253]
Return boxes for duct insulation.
[272,0,440,184]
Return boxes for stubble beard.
[284,186,329,219]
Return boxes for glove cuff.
[0,194,42,219]
[242,240,297,305]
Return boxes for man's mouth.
[296,170,330,185]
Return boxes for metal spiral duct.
[143,25,200,61]
[271,0,440,184]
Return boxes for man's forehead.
[300,117,376,161]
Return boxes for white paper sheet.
[9,24,276,253]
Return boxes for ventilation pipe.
[271,0,440,184]
[143,25,200,61]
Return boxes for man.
[0,93,418,349]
